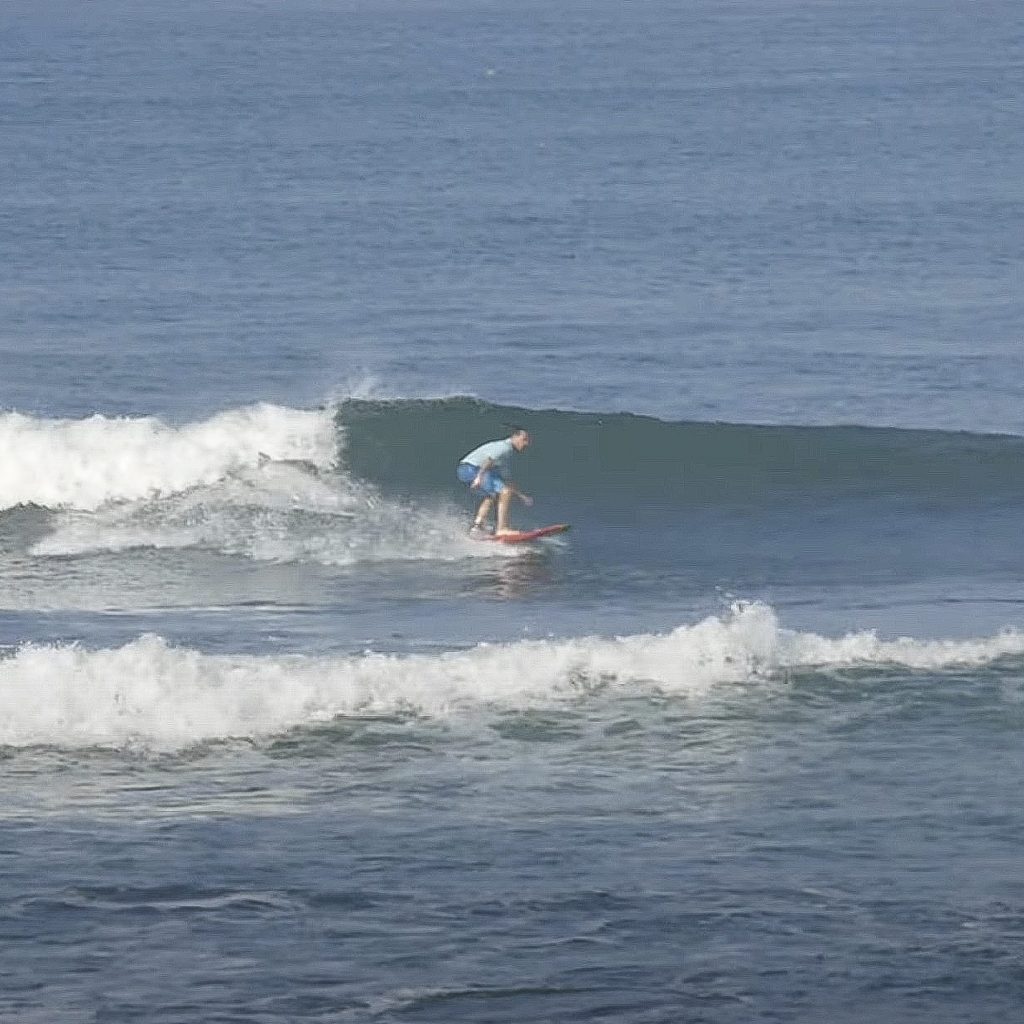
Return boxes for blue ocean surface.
[2,1,1023,1021]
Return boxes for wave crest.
[0,404,337,512]
[3,603,1021,751]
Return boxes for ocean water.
[2,0,1023,1020]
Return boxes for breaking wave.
[0,404,336,512]
[2,602,1021,751]
[5,396,1024,567]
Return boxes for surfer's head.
[510,427,531,451]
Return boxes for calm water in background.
[2,1,1024,1020]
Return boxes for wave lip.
[3,604,1021,752]
[0,404,336,512]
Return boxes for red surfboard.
[476,524,571,544]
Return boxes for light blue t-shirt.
[460,438,515,471]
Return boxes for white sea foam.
[2,603,1021,750]
[30,466,488,565]
[0,404,337,512]
[6,404,489,565]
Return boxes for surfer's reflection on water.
[466,553,557,600]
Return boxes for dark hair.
[505,424,528,436]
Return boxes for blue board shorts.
[457,462,506,496]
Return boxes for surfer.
[457,428,533,536]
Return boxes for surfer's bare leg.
[474,497,494,530]
[495,489,514,534]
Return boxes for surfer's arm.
[506,481,533,506]
[471,459,494,488]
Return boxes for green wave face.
[337,397,1024,510]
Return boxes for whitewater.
[5,602,1023,750]
[0,404,337,511]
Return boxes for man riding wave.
[456,427,533,536]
